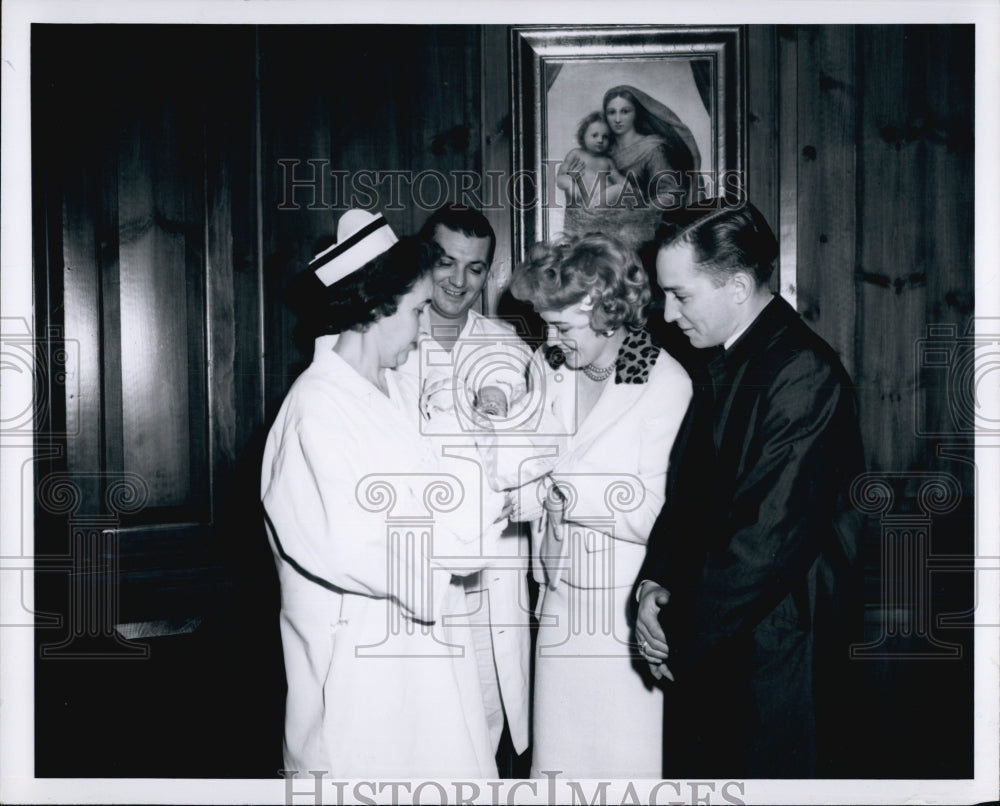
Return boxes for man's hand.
[635,581,674,682]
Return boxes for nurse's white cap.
[309,209,398,287]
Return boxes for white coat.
[398,310,533,755]
[528,337,693,779]
[261,335,499,779]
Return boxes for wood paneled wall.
[779,26,974,491]
[768,24,974,777]
[258,25,483,416]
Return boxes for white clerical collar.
[724,296,775,351]
[724,320,752,351]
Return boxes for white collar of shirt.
[424,309,481,345]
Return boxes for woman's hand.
[635,581,674,681]
[420,376,463,420]
[508,475,548,523]
[538,483,567,589]
[494,489,516,524]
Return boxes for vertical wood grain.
[482,24,512,316]
[856,25,926,474]
[60,126,104,505]
[116,76,184,507]
[35,26,237,614]
[260,26,483,411]
[918,26,975,463]
[794,25,857,376]
[746,25,779,264]
[44,28,107,513]
[259,26,335,417]
[200,28,267,554]
[227,29,267,462]
[776,26,799,307]
[116,59,206,514]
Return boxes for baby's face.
[583,122,611,155]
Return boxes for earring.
[604,329,615,338]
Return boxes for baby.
[556,112,626,208]
[417,334,528,423]
[418,338,555,496]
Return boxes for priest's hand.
[635,580,674,682]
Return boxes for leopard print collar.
[543,327,660,384]
[614,327,660,384]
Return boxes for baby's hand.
[474,385,508,418]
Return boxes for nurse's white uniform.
[261,334,499,779]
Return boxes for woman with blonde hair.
[510,232,692,778]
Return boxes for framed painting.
[510,25,745,261]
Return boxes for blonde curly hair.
[510,232,650,332]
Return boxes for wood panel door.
[33,25,266,645]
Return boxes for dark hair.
[288,235,440,338]
[655,203,778,287]
[575,111,610,149]
[418,203,496,266]
[509,232,650,332]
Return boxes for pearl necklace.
[582,361,615,382]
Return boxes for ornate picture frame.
[510,25,745,262]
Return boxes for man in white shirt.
[400,204,533,775]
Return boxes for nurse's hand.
[420,376,462,420]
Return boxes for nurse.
[261,210,500,779]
